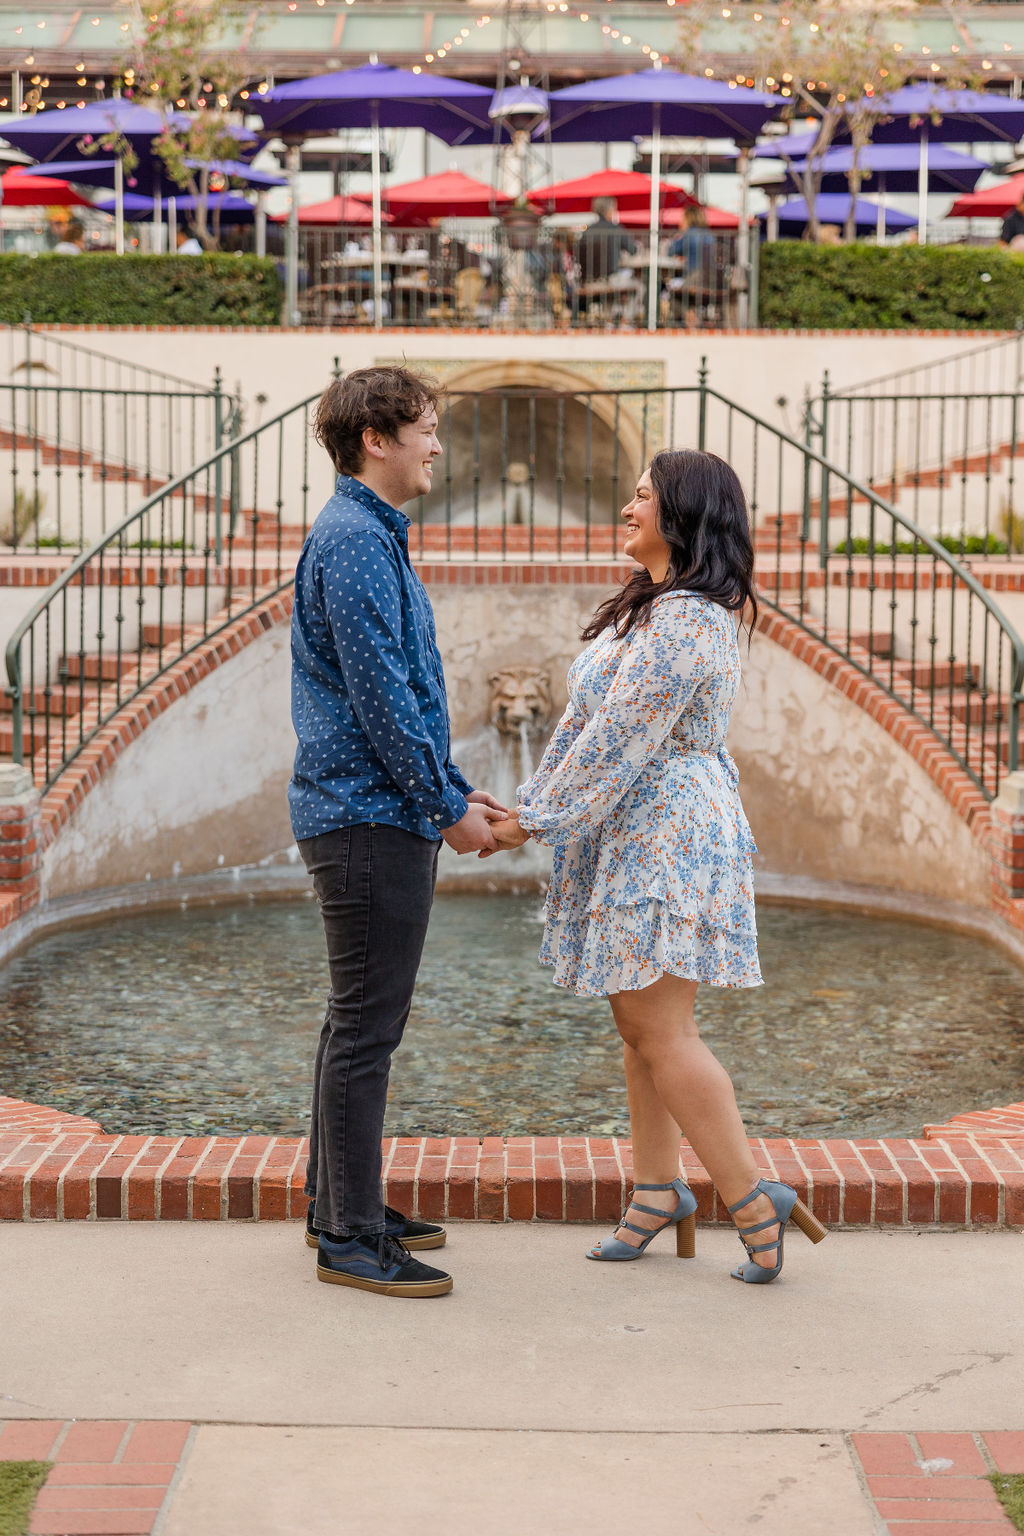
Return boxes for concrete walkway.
[2,1222,1023,1535]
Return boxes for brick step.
[140,621,189,648]
[889,659,971,688]
[0,684,87,716]
[848,629,896,658]
[60,652,138,682]
[0,718,78,755]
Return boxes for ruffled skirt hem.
[539,897,763,998]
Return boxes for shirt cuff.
[434,785,470,831]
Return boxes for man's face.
[381,405,442,506]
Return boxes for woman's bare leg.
[605,1043,685,1247]
[609,973,778,1267]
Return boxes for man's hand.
[466,789,510,815]
[477,813,532,859]
[442,802,504,855]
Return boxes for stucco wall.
[39,584,992,910]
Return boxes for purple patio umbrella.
[765,143,987,239]
[758,90,1024,241]
[257,61,495,326]
[1,102,257,254]
[96,189,258,224]
[29,156,285,193]
[760,194,917,236]
[544,68,785,329]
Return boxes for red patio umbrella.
[527,168,696,214]
[946,174,1024,219]
[269,194,386,226]
[0,167,92,208]
[617,203,740,230]
[380,169,511,222]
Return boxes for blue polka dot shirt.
[288,474,473,842]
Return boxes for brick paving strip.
[851,1432,1024,1535]
[0,1420,192,1536]
[2,1424,1022,1536]
[1,1097,1022,1227]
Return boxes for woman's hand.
[477,813,532,858]
[466,789,510,816]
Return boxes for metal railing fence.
[296,224,744,331]
[828,326,1024,401]
[812,381,1024,559]
[0,374,237,553]
[6,370,1022,801]
[5,318,220,397]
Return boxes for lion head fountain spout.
[487,666,553,740]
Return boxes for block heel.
[675,1211,696,1259]
[790,1199,829,1244]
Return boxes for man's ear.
[362,426,386,461]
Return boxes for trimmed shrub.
[759,242,1024,330]
[0,252,282,326]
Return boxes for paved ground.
[2,1222,1023,1534]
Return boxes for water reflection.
[0,895,1021,1140]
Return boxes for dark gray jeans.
[298,822,439,1238]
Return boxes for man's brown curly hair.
[314,366,442,476]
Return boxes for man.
[999,193,1024,250]
[290,366,505,1298]
[175,228,203,255]
[577,195,635,287]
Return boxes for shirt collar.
[336,474,411,541]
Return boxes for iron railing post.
[818,370,831,568]
[7,648,22,765]
[212,367,224,563]
[697,357,708,450]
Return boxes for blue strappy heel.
[587,1177,698,1262]
[728,1178,828,1284]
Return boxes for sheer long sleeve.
[516,599,714,844]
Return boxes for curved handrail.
[6,373,1023,802]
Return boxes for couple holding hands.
[288,365,827,1299]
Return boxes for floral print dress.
[516,591,762,998]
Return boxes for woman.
[486,450,827,1283]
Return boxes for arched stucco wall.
[38,585,991,910]
[42,625,295,899]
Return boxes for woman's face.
[621,468,671,579]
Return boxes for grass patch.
[992,1473,1024,1531]
[0,1462,52,1536]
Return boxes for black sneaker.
[305,1201,446,1252]
[316,1231,453,1297]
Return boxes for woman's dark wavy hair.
[580,448,757,642]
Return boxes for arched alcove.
[415,361,649,528]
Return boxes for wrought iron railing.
[295,224,745,331]
[6,369,1022,801]
[812,381,1024,558]
[5,317,220,396]
[828,325,1023,401]
[0,375,236,553]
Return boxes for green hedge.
[759,242,1024,330]
[0,252,282,325]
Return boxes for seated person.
[577,197,635,286]
[1000,194,1024,251]
[667,208,717,325]
[668,207,716,271]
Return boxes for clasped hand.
[440,791,532,857]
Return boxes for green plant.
[760,243,1024,331]
[1000,503,1024,554]
[0,486,45,546]
[991,1474,1024,1532]
[0,253,282,326]
[833,533,1008,554]
[0,1462,52,1536]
